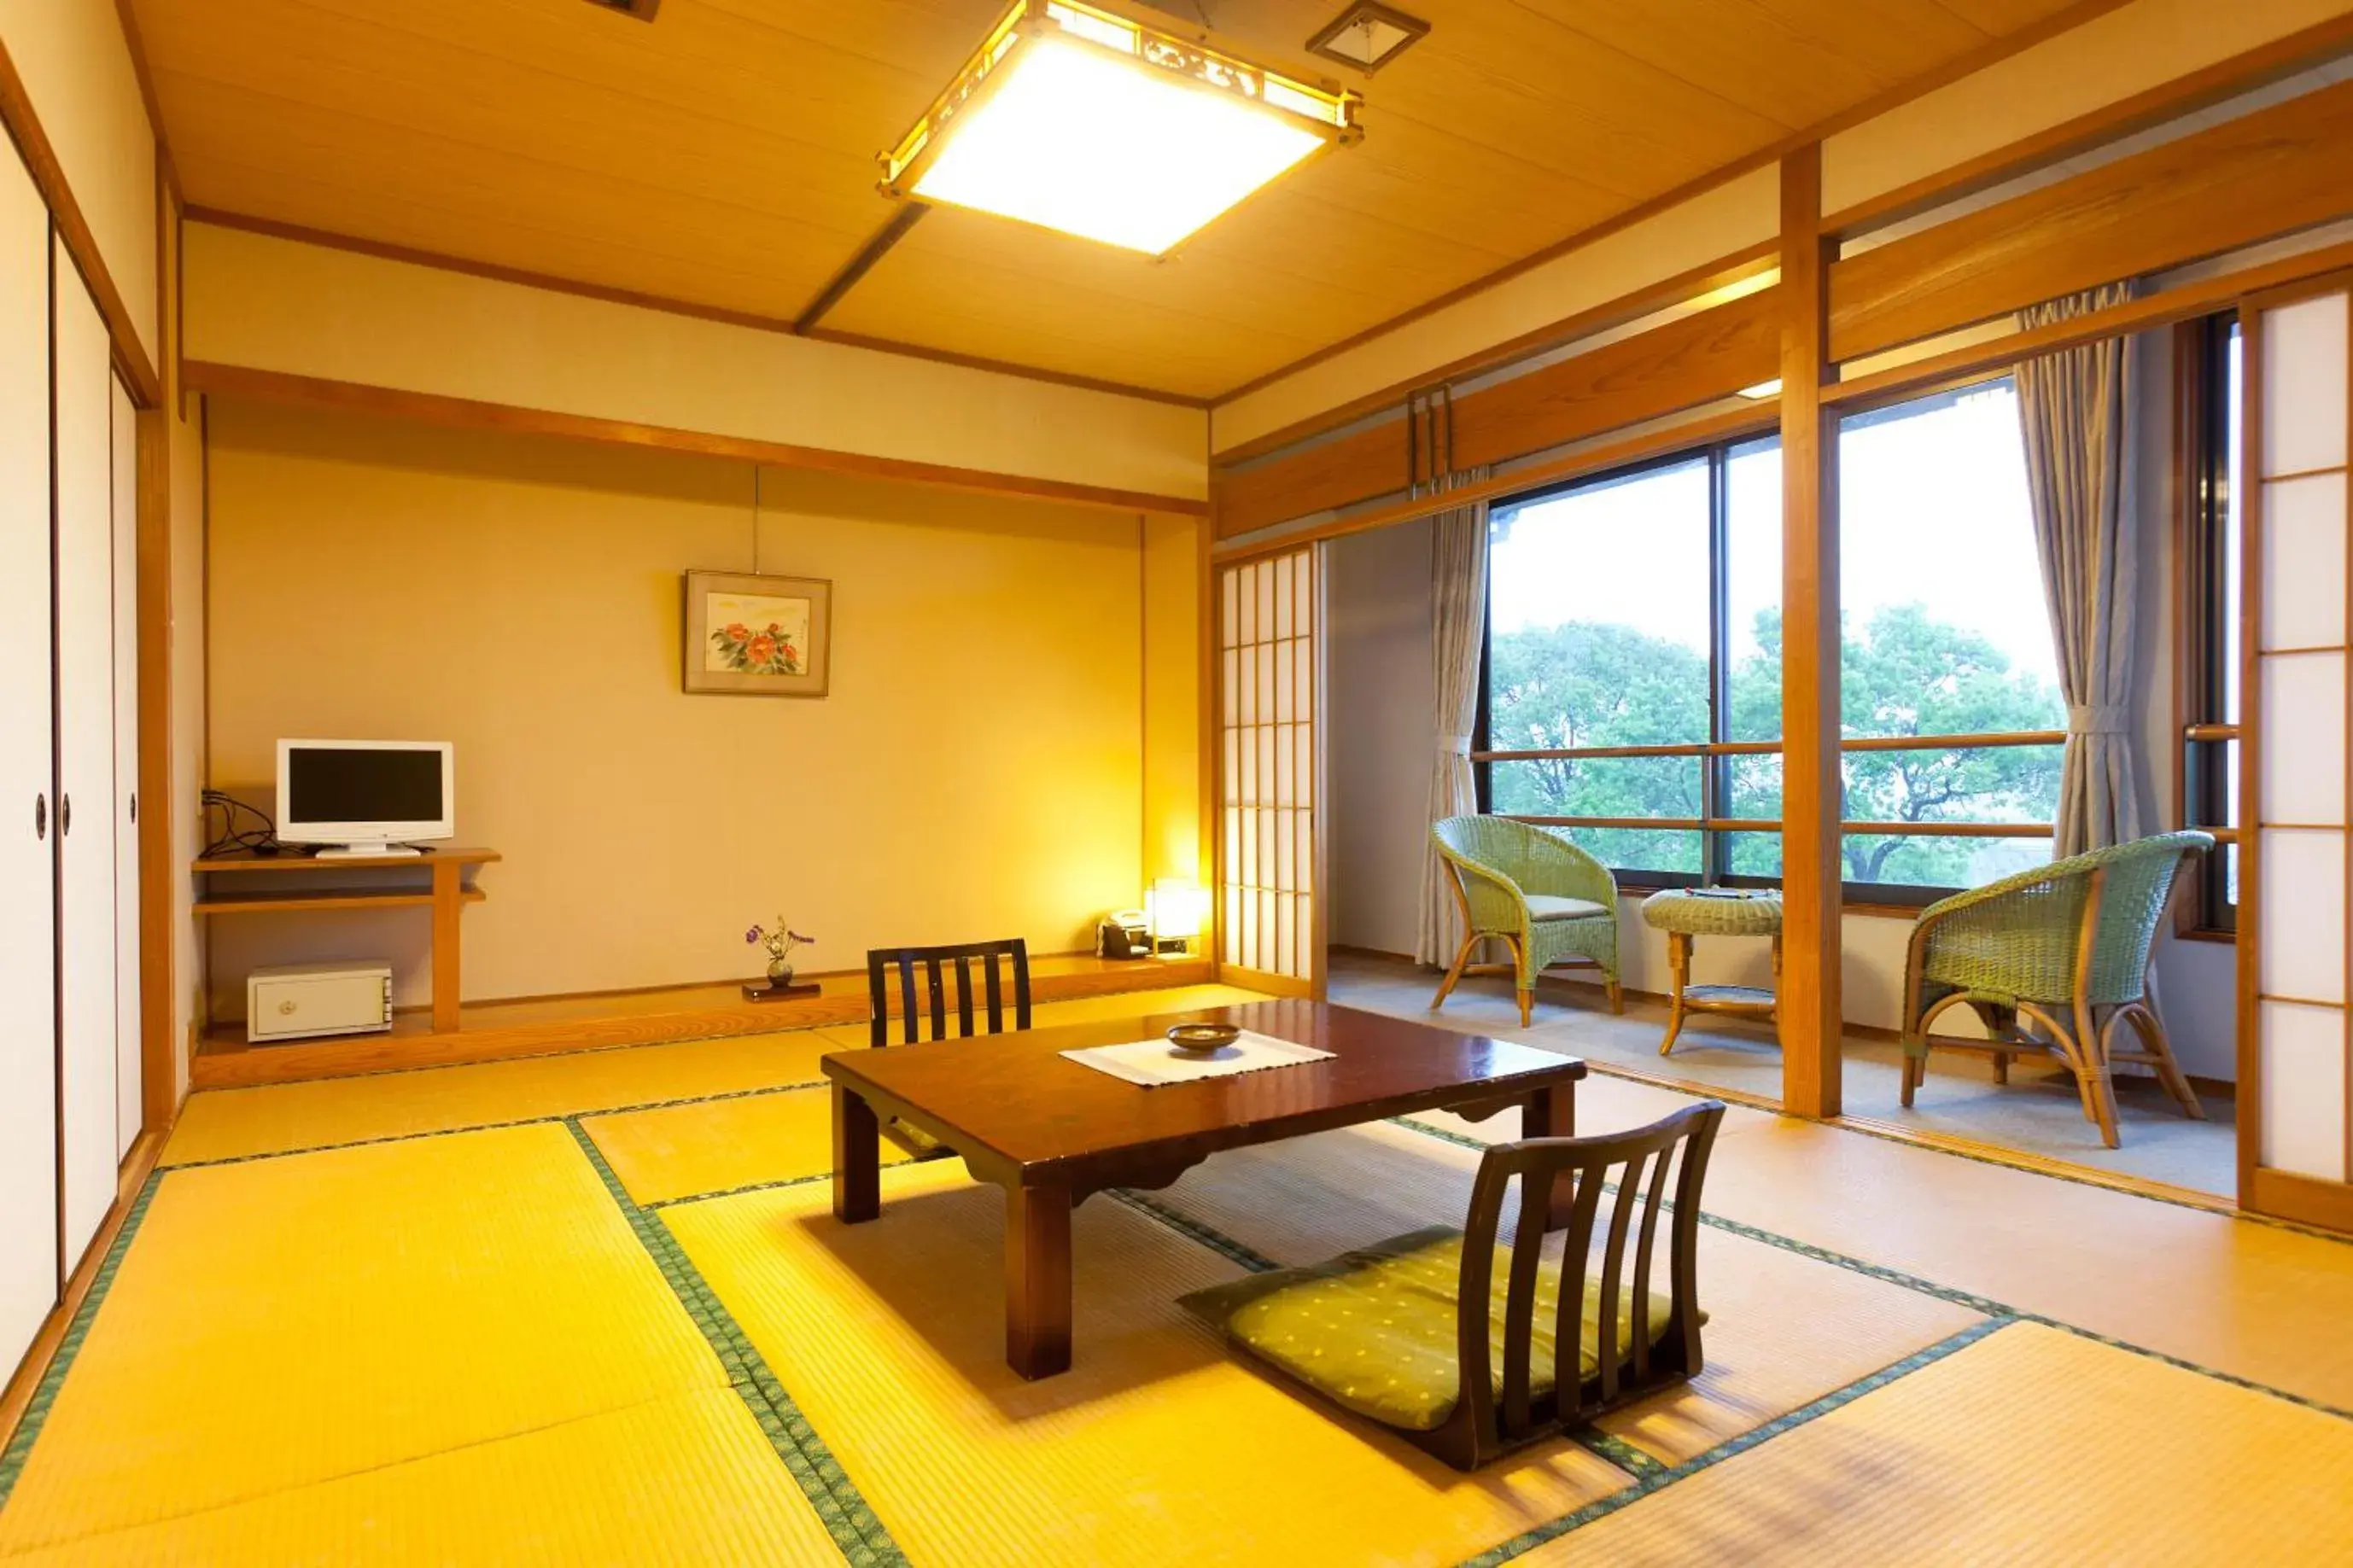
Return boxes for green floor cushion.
[1178,1225,1689,1432]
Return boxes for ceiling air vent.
[1306,3,1428,75]
[583,0,661,19]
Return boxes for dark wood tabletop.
[823,997,1588,1379]
[820,996,1586,1194]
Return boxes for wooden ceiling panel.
[133,0,2095,399]
[140,9,889,244]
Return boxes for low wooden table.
[823,999,1585,1379]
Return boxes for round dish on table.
[1166,1022,1241,1053]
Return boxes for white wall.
[1328,518,1435,957]
[184,223,1208,505]
[0,0,157,360]
[1322,324,2239,1075]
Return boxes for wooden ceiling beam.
[1829,74,2353,365]
[1214,286,1778,538]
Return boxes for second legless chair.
[866,936,1031,1156]
[1898,832,2211,1149]
[1430,817,1622,1027]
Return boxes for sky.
[1488,382,2063,689]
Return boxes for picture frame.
[682,570,832,697]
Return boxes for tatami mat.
[3,1390,842,1567]
[582,1083,909,1206]
[161,1033,838,1167]
[1518,1322,2353,1565]
[0,1124,727,1554]
[1143,1121,1986,1466]
[664,1158,1635,1567]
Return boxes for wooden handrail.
[1503,814,2054,839]
[1474,730,2066,764]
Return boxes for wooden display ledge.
[192,953,1215,1090]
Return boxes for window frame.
[2173,312,2242,939]
[1474,376,2068,905]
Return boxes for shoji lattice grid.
[2251,285,2351,1188]
[1218,547,1318,982]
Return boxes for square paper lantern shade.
[882,2,1359,256]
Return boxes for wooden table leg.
[429,859,464,1035]
[1659,930,1691,1056]
[1524,1083,1576,1228]
[1005,1184,1073,1379]
[832,1085,880,1223]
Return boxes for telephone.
[1097,908,1153,959]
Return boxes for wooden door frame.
[1208,539,1328,1000]
[2235,268,2353,1233]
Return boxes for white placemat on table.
[1060,1030,1334,1087]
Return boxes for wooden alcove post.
[1778,145,1842,1118]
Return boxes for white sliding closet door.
[0,130,58,1371]
[110,377,140,1159]
[54,241,118,1272]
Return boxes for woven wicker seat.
[1430,817,1621,1027]
[1898,831,2213,1148]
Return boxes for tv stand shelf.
[195,886,488,916]
[191,847,499,1034]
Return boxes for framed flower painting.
[681,570,832,697]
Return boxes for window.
[2177,313,2243,933]
[1478,377,2068,899]
[1834,382,2065,896]
[1481,440,1776,883]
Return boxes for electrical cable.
[200,790,280,858]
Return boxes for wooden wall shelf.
[195,887,488,916]
[192,847,499,1035]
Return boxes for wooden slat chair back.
[1430,1099,1725,1469]
[866,937,1033,1047]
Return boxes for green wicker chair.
[1899,831,2213,1149]
[1431,817,1622,1027]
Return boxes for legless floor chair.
[866,936,1031,1157]
[1183,1103,1726,1470]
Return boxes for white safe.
[246,961,394,1044]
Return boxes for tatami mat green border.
[167,1078,832,1171]
[0,1172,161,1513]
[1456,1317,2013,1566]
[561,1120,908,1568]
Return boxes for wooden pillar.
[1778,146,1842,1118]
[135,405,174,1129]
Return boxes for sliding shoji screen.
[2243,277,2353,1233]
[1217,545,1322,995]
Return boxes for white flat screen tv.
[276,739,454,856]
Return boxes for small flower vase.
[765,955,795,990]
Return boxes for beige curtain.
[1416,471,1492,965]
[2014,283,2143,857]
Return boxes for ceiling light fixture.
[1738,379,1784,399]
[1305,3,1428,75]
[879,0,1362,256]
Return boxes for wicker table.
[1640,889,1783,1055]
